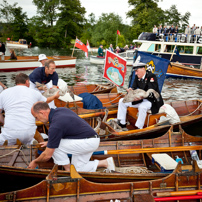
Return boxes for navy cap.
[133,62,146,71]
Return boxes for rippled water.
[1,47,202,102]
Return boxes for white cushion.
[58,93,83,102]
[152,153,177,170]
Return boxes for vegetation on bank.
[0,0,190,49]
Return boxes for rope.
[0,149,30,166]
[101,94,123,105]
[179,102,202,117]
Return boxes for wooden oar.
[37,145,202,156]
[104,145,202,155]
[157,190,202,197]
[35,110,118,126]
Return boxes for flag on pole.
[117,30,120,35]
[85,40,90,58]
[103,50,127,86]
[75,38,88,57]
[129,51,170,92]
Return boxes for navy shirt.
[47,108,97,148]
[29,67,58,85]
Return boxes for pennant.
[103,50,127,86]
[129,51,170,92]
[117,30,120,35]
[75,38,88,56]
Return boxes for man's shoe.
[117,120,127,128]
[106,157,115,171]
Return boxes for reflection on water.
[1,47,202,102]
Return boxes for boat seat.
[127,107,166,127]
[152,153,177,172]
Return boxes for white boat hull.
[6,43,28,49]
[0,56,76,72]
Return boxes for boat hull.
[90,55,133,66]
[0,56,76,72]
[166,62,202,79]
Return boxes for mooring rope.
[0,149,30,166]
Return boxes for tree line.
[0,0,190,49]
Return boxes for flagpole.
[116,34,118,48]
[71,37,76,57]
[169,44,177,61]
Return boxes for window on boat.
[147,44,155,52]
[184,46,193,54]
[155,44,161,52]
[196,46,202,55]
[177,46,185,53]
[164,45,175,53]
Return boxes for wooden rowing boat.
[68,83,117,95]
[0,125,202,189]
[38,99,202,141]
[78,99,202,141]
[0,161,201,201]
[167,62,202,79]
[0,56,76,72]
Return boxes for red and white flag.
[117,30,120,35]
[75,38,88,57]
[85,40,90,58]
[103,50,127,87]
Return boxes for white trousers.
[29,81,56,109]
[117,98,152,129]
[0,126,36,145]
[52,137,100,172]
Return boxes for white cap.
[133,62,147,70]
[38,54,48,61]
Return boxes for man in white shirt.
[0,73,59,145]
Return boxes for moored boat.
[0,125,202,187]
[0,55,76,72]
[90,50,134,66]
[167,62,202,79]
[63,99,202,141]
[6,39,28,49]
[133,32,202,66]
[0,161,201,201]
[69,83,117,95]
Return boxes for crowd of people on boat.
[97,43,139,57]
[152,24,202,43]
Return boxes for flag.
[174,46,180,56]
[117,30,120,35]
[75,38,88,56]
[85,40,90,58]
[103,50,127,86]
[129,51,170,92]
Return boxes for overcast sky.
[1,0,201,27]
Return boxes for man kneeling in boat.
[29,59,58,109]
[28,101,115,172]
[117,62,164,130]
[0,73,60,145]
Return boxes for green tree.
[164,5,181,26]
[56,0,86,47]
[0,0,28,41]
[90,13,124,48]
[32,0,59,26]
[127,0,165,39]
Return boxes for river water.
[2,47,202,102]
